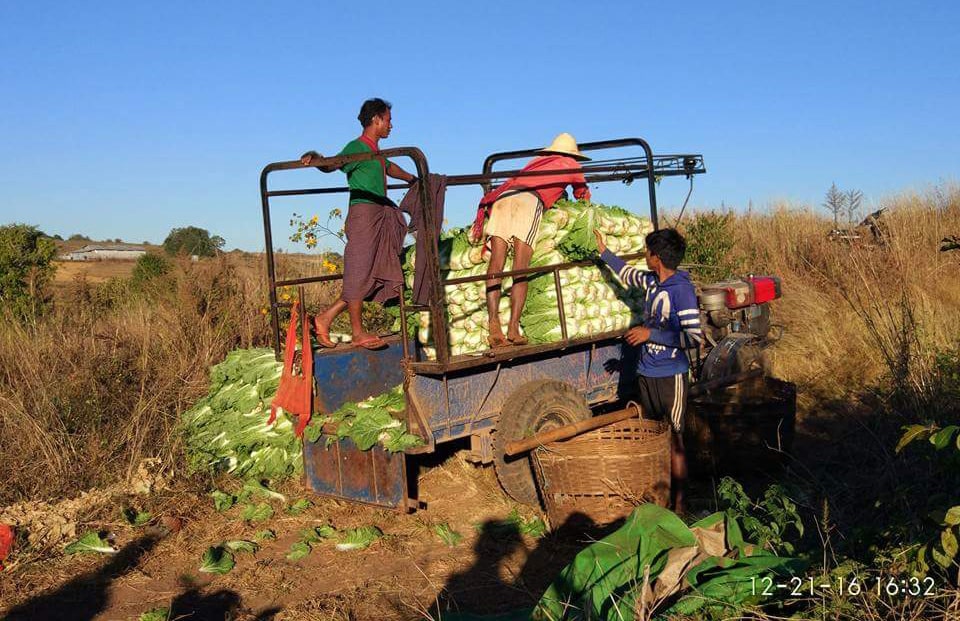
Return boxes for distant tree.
[68,233,90,241]
[162,226,224,257]
[0,224,57,320]
[52,234,63,241]
[845,189,864,224]
[823,183,847,228]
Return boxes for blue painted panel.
[312,339,409,413]
[409,341,626,444]
[304,340,411,509]
[303,435,406,508]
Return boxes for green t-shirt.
[338,138,393,206]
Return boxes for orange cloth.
[269,301,313,437]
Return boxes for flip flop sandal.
[353,336,388,350]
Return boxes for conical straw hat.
[539,132,590,161]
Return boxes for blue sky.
[1,1,957,251]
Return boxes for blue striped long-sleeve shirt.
[600,249,703,377]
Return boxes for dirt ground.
[0,448,609,621]
[0,380,803,621]
[52,260,137,286]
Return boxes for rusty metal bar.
[265,156,704,198]
[260,138,704,368]
[552,269,568,341]
[259,166,282,357]
[444,252,645,286]
[260,147,433,359]
[398,285,410,361]
[481,137,669,230]
[409,329,629,375]
[275,273,342,287]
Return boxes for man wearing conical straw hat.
[470,133,592,348]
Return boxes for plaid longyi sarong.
[341,202,406,303]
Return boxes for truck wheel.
[494,380,591,506]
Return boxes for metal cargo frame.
[259,137,706,509]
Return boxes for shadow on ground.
[430,512,620,620]
[2,532,282,621]
[3,533,162,621]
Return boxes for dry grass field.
[52,259,138,285]
[1,186,959,619]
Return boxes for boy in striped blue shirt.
[594,227,702,513]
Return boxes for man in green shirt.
[301,98,417,349]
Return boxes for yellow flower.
[260,307,269,315]
[310,215,319,225]
[281,293,291,301]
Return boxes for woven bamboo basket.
[532,415,671,528]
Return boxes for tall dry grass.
[731,185,960,408]
[0,255,271,504]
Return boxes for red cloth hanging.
[0,524,13,570]
[268,300,313,437]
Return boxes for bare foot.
[487,323,509,348]
[313,316,336,348]
[506,328,528,346]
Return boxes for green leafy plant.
[241,503,274,523]
[253,529,276,541]
[335,526,383,551]
[289,209,345,249]
[896,423,960,577]
[210,490,236,512]
[679,210,739,279]
[182,348,301,480]
[138,607,170,621]
[241,479,286,503]
[286,499,313,515]
[285,525,337,561]
[121,507,153,527]
[718,477,804,555]
[432,522,463,547]
[475,509,548,540]
[64,531,117,555]
[303,385,421,453]
[0,223,57,320]
[224,540,259,555]
[286,541,311,561]
[199,545,235,575]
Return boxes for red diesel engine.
[696,276,782,381]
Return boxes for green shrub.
[680,211,739,280]
[0,223,57,320]
[132,253,172,287]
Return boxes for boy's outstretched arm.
[594,229,649,289]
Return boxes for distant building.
[58,244,147,262]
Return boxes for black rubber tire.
[493,380,591,506]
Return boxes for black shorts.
[637,374,688,434]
